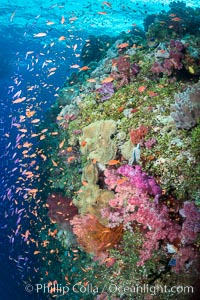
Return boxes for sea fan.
[70,214,123,257]
[171,81,200,129]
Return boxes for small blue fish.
[168,258,176,266]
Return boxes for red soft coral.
[47,193,78,230]
[130,125,149,145]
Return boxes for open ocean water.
[0,1,200,300]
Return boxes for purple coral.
[130,62,140,76]
[170,39,185,52]
[117,164,162,201]
[179,201,200,244]
[150,61,165,74]
[151,40,185,76]
[111,56,139,88]
[96,82,115,101]
[170,201,200,273]
[173,246,199,273]
[144,138,157,149]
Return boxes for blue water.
[0,0,200,299]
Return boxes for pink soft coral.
[102,165,180,265]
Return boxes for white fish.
[13,90,22,99]
[33,32,47,38]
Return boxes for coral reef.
[81,160,99,184]
[39,8,200,298]
[111,56,140,88]
[179,201,200,244]
[151,40,185,77]
[130,124,149,145]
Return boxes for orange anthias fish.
[101,77,113,83]
[13,97,26,104]
[118,106,124,113]
[26,110,36,118]
[61,16,65,24]
[117,177,127,185]
[81,180,88,186]
[58,36,66,41]
[59,139,65,148]
[102,1,112,7]
[51,159,58,166]
[69,17,78,22]
[171,17,182,22]
[67,147,73,152]
[117,43,129,49]
[98,11,107,15]
[147,90,158,97]
[87,78,96,83]
[79,66,90,71]
[67,156,76,163]
[33,32,47,37]
[138,85,147,93]
[80,140,87,147]
[107,159,120,166]
[31,119,40,123]
[46,21,54,25]
[70,64,80,69]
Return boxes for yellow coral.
[73,184,114,225]
[79,120,117,164]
